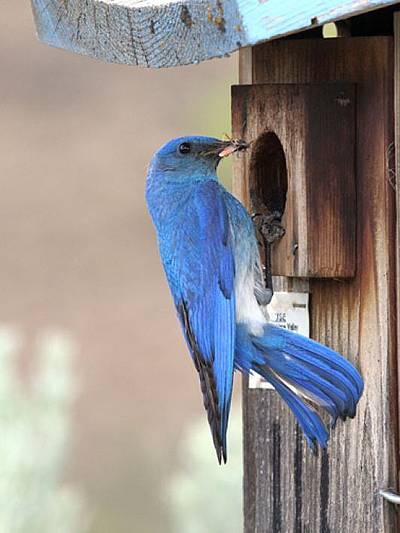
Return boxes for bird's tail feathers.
[235,323,363,450]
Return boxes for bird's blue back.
[146,136,240,462]
[146,136,364,462]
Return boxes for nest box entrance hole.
[249,131,288,221]
[248,131,288,287]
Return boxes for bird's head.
[149,136,248,180]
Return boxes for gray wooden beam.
[30,0,399,68]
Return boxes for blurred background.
[0,4,242,532]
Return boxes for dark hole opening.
[249,131,288,219]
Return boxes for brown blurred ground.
[0,4,236,532]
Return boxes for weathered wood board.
[394,16,400,493]
[234,36,398,533]
[30,0,399,68]
[232,83,356,278]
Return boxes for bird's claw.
[252,211,285,301]
[252,211,285,245]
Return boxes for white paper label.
[248,291,310,389]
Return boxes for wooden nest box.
[31,1,400,531]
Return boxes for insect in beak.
[218,138,249,158]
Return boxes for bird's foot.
[252,211,285,245]
[252,211,285,300]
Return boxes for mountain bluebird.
[146,136,363,463]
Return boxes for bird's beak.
[218,138,249,158]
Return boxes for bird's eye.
[178,142,191,155]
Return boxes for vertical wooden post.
[394,15,400,481]
[236,34,398,533]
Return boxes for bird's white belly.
[235,270,267,337]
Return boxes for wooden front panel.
[232,83,356,278]
[236,37,398,533]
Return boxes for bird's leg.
[252,211,285,301]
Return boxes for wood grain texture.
[394,14,400,466]
[30,0,398,67]
[236,36,398,533]
[232,83,356,278]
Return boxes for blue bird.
[146,136,363,464]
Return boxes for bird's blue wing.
[169,180,236,463]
